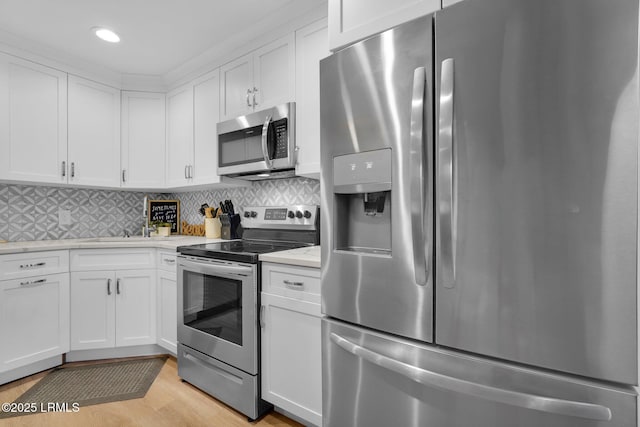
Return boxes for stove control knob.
[250,211,257,218]
[244,211,251,218]
[288,211,295,219]
[303,210,312,219]
[295,210,303,219]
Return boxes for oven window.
[182,270,243,345]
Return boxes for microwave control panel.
[273,119,288,159]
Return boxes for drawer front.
[0,250,69,281]
[70,249,155,271]
[262,263,320,303]
[157,251,177,272]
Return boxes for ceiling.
[0,0,324,77]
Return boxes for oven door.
[177,255,258,375]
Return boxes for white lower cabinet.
[0,272,70,373]
[261,263,322,426]
[157,250,177,354]
[70,269,156,350]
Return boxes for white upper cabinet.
[0,52,67,184]
[68,75,121,187]
[166,84,194,187]
[193,69,222,185]
[121,91,166,189]
[253,34,296,111]
[328,0,440,51]
[221,34,295,120]
[220,55,253,120]
[295,18,329,180]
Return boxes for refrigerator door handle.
[439,58,456,288]
[410,66,429,286]
[330,332,612,421]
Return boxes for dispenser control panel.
[333,148,392,193]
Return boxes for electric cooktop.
[177,205,319,264]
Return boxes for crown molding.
[162,1,328,90]
[0,1,327,92]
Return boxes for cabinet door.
[0,273,69,372]
[115,270,156,347]
[68,76,121,187]
[220,54,253,120]
[121,91,166,188]
[70,271,116,350]
[0,53,67,184]
[192,69,222,185]
[295,19,329,179]
[328,0,440,51]
[157,269,177,353]
[253,34,295,111]
[166,84,194,187]
[261,292,322,426]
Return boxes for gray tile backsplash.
[0,185,168,241]
[0,177,320,242]
[175,177,320,224]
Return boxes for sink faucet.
[142,195,156,237]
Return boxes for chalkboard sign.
[148,200,180,234]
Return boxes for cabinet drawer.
[70,249,155,271]
[0,250,69,281]
[157,251,177,272]
[262,263,320,304]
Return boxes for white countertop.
[259,245,321,269]
[0,235,225,255]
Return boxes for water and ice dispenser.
[333,148,392,255]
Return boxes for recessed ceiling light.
[92,27,120,43]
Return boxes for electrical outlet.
[58,208,72,226]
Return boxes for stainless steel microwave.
[217,102,296,180]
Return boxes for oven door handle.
[178,258,254,276]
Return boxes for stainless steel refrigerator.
[320,0,639,425]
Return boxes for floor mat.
[0,356,167,418]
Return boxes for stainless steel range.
[176,205,319,421]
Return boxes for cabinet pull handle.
[252,87,258,107]
[20,278,47,286]
[260,305,265,328]
[107,278,112,295]
[116,278,121,295]
[62,161,66,178]
[71,162,75,178]
[246,88,252,107]
[284,279,304,289]
[163,258,176,264]
[19,262,46,269]
[184,165,188,179]
[189,165,193,179]
[122,169,126,183]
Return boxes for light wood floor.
[0,356,303,427]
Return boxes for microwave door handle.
[410,66,429,287]
[261,115,273,169]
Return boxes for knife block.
[220,214,241,240]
